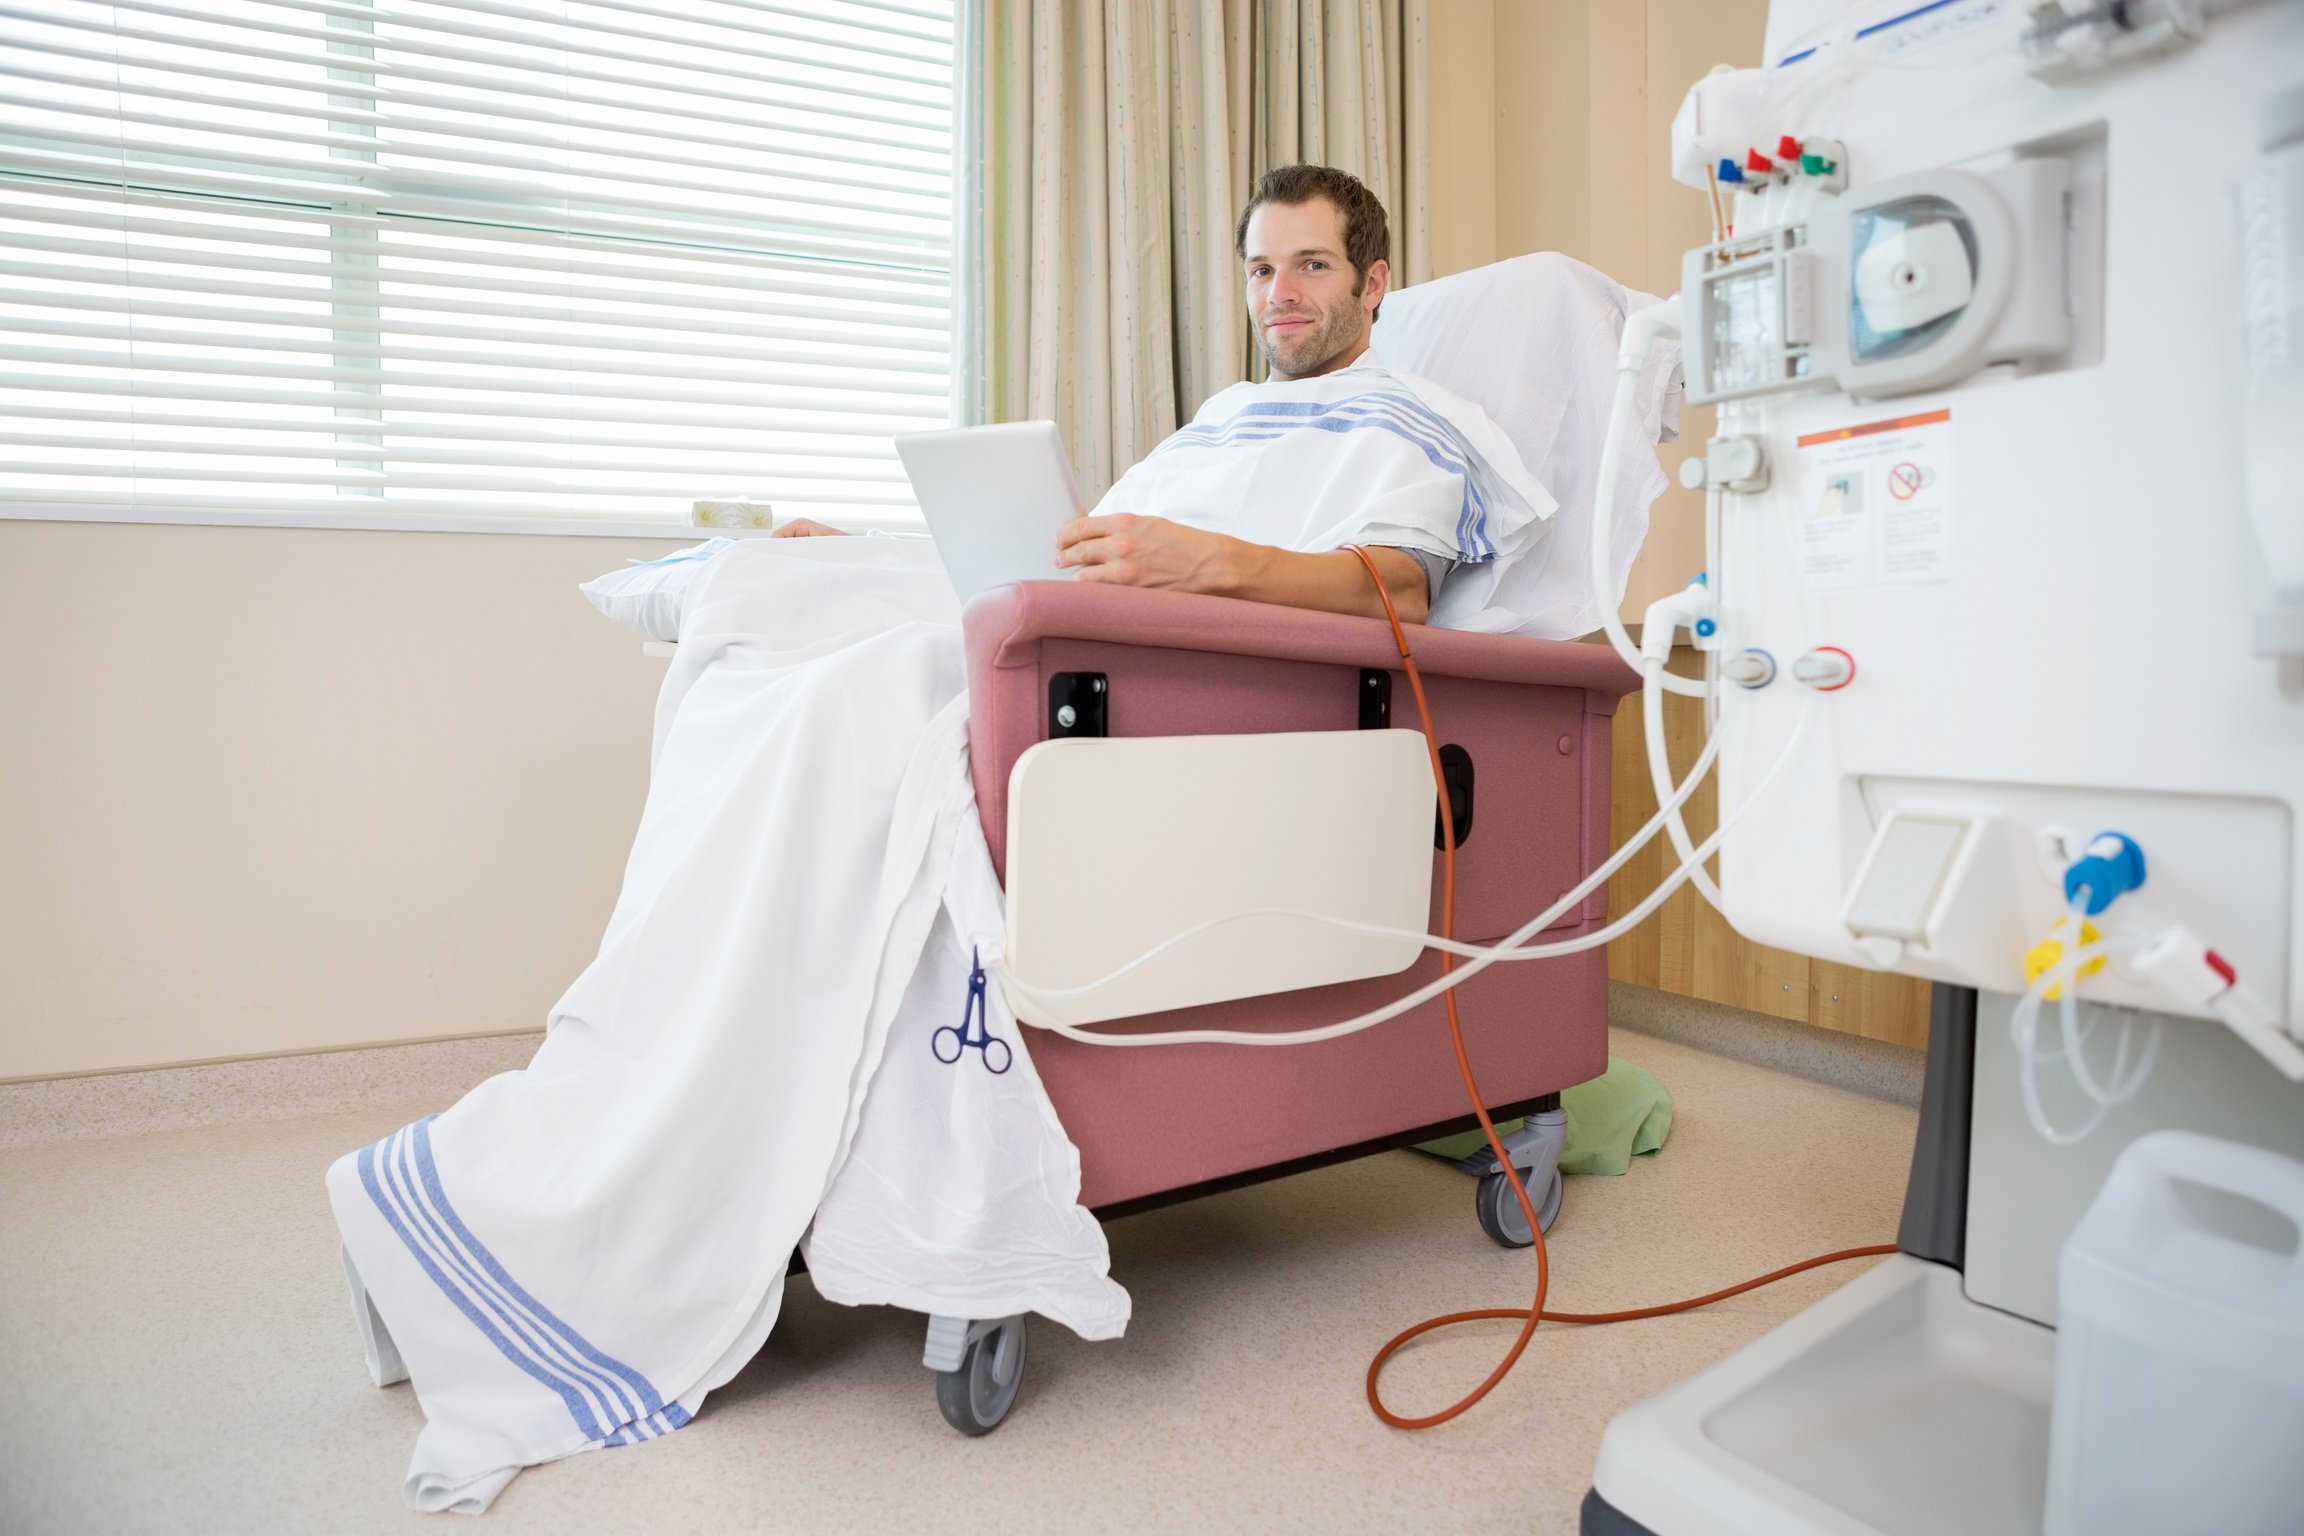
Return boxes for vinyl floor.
[0,1027,1917,1536]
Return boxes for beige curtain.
[954,0,1430,502]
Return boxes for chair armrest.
[961,582,1637,900]
[961,581,1639,694]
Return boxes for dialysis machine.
[1584,2,2304,1533]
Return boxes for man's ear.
[1360,257,1390,317]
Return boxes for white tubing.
[1644,657,1725,911]
[1592,341,1706,697]
[2058,969,2160,1109]
[2009,932,2163,1146]
[2041,902,2158,1108]
[1000,709,1813,1048]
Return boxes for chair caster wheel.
[934,1314,1028,1435]
[1475,1165,1563,1248]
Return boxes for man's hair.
[1234,164,1390,317]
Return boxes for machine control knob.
[1723,648,1776,688]
[1700,434,1770,493]
[1792,646,1856,690]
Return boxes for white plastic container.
[2046,1130,2304,1536]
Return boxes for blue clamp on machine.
[2064,832,2147,916]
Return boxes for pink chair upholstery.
[964,579,1638,1212]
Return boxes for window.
[0,0,953,533]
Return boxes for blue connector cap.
[1725,648,1775,688]
[1694,616,1718,638]
[2063,832,2147,916]
[1717,158,1746,185]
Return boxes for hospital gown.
[1094,348,1556,579]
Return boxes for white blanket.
[800,811,1126,1335]
[328,538,1124,1512]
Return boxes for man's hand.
[772,518,848,537]
[1054,513,1250,594]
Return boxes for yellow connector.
[2024,920,2105,1000]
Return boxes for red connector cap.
[1745,149,1776,175]
[1776,135,1804,161]
[2205,949,2237,988]
[1791,646,1857,691]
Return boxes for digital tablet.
[893,420,1085,604]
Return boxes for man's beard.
[1256,285,1363,379]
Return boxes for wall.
[0,519,681,1078]
[1423,0,1497,283]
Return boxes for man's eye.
[1307,260,1327,271]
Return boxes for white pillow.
[1371,252,1683,639]
[578,538,734,641]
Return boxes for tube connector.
[1792,646,1855,691]
[1791,137,1848,194]
[1641,578,1714,663]
[1723,648,1776,688]
[2132,925,2240,1012]
[2132,925,2304,1078]
[1618,298,1683,372]
[2063,832,2146,916]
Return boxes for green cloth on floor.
[1411,1057,1673,1174]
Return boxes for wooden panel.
[1809,960,1935,1050]
[1605,646,1931,1047]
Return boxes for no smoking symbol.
[1888,462,1926,501]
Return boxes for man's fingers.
[1059,532,1138,583]
[1055,512,1139,551]
[1057,513,1163,582]
[1056,532,1127,569]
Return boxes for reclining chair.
[920,254,1680,1432]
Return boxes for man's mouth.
[1264,315,1312,334]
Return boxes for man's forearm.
[1054,512,1433,623]
[1222,542,1430,624]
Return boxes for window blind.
[0,0,953,531]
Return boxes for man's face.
[1242,198,1388,381]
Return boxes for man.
[782,164,1550,626]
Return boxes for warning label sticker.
[1791,409,1955,591]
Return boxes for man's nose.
[1267,270,1302,306]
